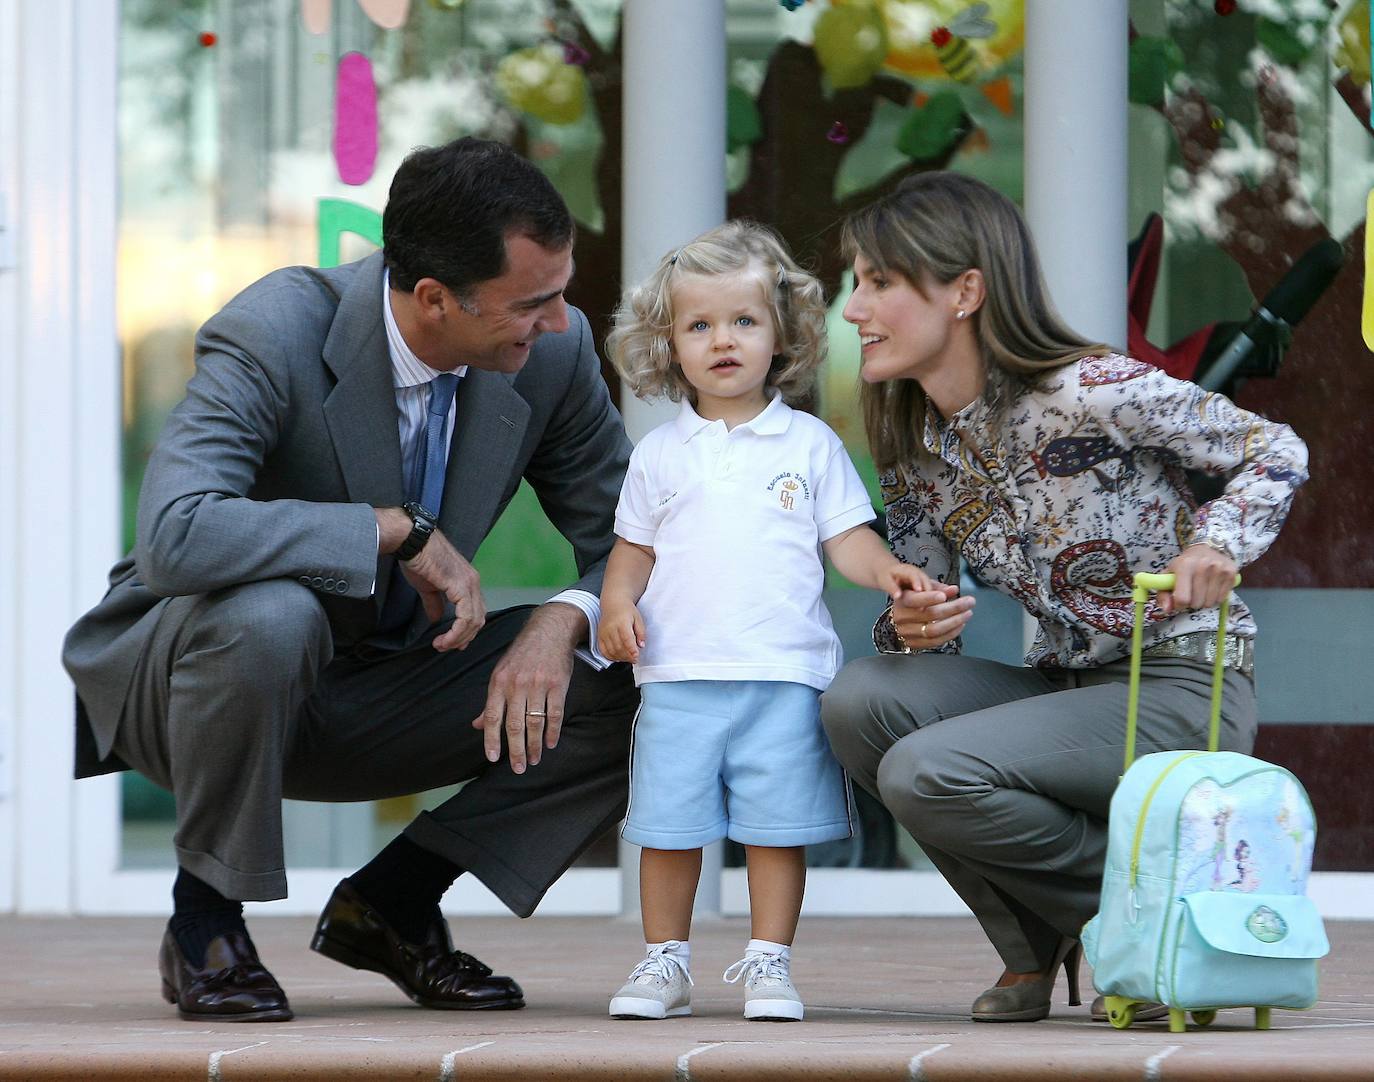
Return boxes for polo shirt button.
[323,578,336,590]
[311,576,325,588]
[335,580,349,593]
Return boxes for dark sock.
[170,867,247,967]
[348,835,462,944]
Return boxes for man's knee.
[187,579,333,678]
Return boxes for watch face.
[404,501,437,524]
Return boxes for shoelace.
[722,951,789,988]
[628,940,694,987]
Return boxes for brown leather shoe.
[310,879,524,1010]
[158,926,294,1022]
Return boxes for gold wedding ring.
[921,623,929,638]
[526,709,547,717]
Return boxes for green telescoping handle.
[1124,571,1241,773]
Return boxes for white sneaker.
[609,941,692,1019]
[723,951,804,1021]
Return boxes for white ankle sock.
[746,938,790,959]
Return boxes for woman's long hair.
[841,172,1112,470]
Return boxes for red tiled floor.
[2,916,1371,1080]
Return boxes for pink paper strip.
[333,52,378,186]
[301,0,331,35]
[357,0,411,30]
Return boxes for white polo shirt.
[615,393,876,690]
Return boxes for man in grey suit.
[62,138,637,1022]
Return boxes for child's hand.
[881,561,937,604]
[599,600,646,663]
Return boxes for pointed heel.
[1060,940,1082,1007]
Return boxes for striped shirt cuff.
[548,588,611,671]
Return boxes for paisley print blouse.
[876,354,1308,668]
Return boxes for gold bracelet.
[1192,536,1235,560]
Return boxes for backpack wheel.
[1190,1009,1217,1026]
[1104,996,1135,1029]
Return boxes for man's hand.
[598,599,646,663]
[891,583,975,651]
[1159,543,1239,613]
[472,602,586,774]
[376,506,486,649]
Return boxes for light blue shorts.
[622,680,853,849]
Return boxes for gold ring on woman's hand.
[921,623,929,638]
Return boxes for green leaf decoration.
[1128,36,1184,107]
[895,92,965,161]
[727,84,762,152]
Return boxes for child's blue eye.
[690,320,708,332]
[737,316,754,327]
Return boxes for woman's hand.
[890,583,975,651]
[1159,543,1238,613]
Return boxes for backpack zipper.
[1127,752,1204,917]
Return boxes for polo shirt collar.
[673,390,793,443]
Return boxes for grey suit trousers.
[112,579,636,912]
[820,652,1256,973]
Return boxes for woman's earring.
[956,309,967,320]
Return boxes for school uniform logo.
[767,472,810,510]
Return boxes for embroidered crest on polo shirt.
[767,472,811,510]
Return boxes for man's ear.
[412,278,449,321]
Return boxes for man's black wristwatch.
[395,501,437,562]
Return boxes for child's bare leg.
[744,845,805,944]
[641,847,702,942]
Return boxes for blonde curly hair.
[606,220,828,405]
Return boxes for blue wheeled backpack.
[1080,572,1330,1032]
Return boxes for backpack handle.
[1124,571,1241,771]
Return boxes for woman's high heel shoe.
[970,938,1082,1023]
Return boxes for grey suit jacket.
[63,251,631,777]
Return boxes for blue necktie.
[379,373,460,633]
[413,372,460,511]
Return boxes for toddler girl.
[600,221,929,1021]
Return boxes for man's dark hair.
[382,137,574,296]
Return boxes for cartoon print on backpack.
[1176,774,1315,896]
[1229,839,1259,892]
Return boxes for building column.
[1022,0,1128,653]
[619,0,727,441]
[618,0,727,916]
[0,0,121,913]
[1023,0,1129,348]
